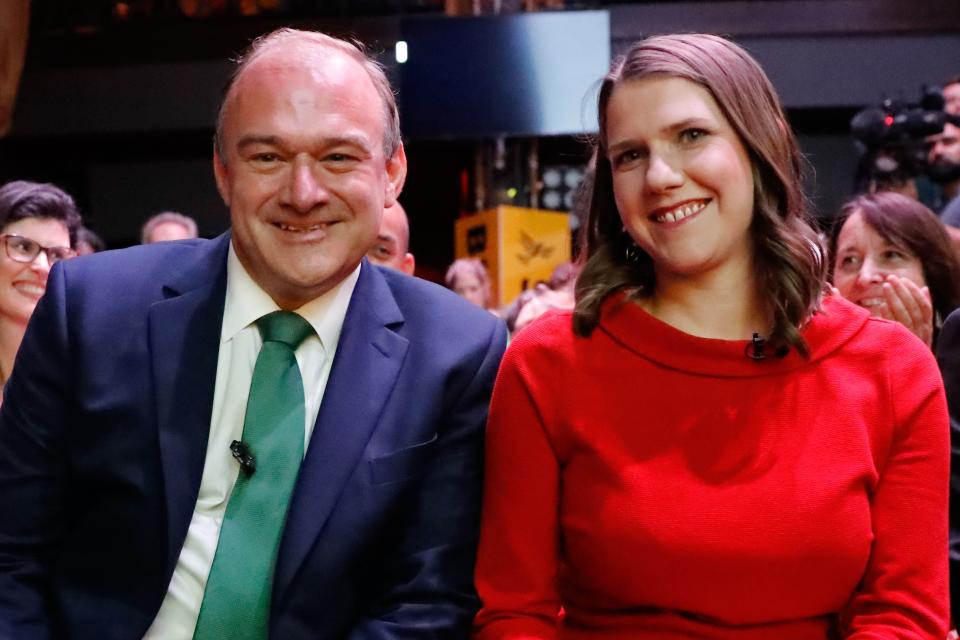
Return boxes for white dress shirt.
[144,243,360,639]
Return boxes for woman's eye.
[613,150,642,167]
[680,128,708,143]
[839,255,861,270]
[882,249,908,261]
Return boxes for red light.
[884,115,894,126]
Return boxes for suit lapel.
[274,263,409,602]
[149,233,230,573]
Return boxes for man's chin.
[927,162,960,185]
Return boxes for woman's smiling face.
[605,75,755,286]
[0,217,72,327]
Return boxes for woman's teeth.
[653,200,707,223]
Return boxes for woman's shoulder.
[810,295,939,377]
[507,308,578,354]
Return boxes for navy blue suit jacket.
[0,233,506,640]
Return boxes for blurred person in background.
[927,76,960,227]
[140,210,199,243]
[367,201,415,275]
[503,262,579,336]
[944,76,960,116]
[474,33,949,639]
[831,191,960,349]
[446,257,491,309]
[0,181,80,395]
[76,226,106,255]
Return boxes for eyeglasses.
[2,234,76,265]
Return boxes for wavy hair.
[574,34,825,357]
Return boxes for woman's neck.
[640,262,768,341]
[0,318,27,386]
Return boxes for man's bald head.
[368,202,415,275]
[214,28,401,162]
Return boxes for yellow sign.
[454,206,571,307]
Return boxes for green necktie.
[193,310,314,640]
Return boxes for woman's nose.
[855,258,885,286]
[644,153,684,193]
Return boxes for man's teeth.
[277,222,328,232]
[654,201,707,223]
[860,298,885,308]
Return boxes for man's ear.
[384,143,408,208]
[213,149,231,207]
[401,253,416,276]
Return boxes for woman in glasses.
[0,181,80,395]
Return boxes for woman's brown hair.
[574,34,825,356]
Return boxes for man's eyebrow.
[236,135,283,151]
[235,134,375,154]
[325,134,375,154]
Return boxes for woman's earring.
[623,230,641,263]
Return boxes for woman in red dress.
[473,34,949,639]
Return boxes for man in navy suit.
[0,28,506,639]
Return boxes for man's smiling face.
[214,41,406,309]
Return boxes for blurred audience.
[831,191,960,348]
[927,122,960,228]
[445,258,491,309]
[367,202,415,275]
[140,211,198,244]
[501,262,579,335]
[943,76,960,116]
[75,226,105,255]
[0,181,80,397]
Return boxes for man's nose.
[286,157,329,213]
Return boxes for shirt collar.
[221,241,361,351]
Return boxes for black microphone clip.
[746,332,766,361]
[230,440,256,477]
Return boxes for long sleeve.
[842,322,950,638]
[0,262,73,640]
[473,342,562,640]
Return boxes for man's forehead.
[236,43,367,94]
[929,123,960,143]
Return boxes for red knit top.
[473,294,949,639]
